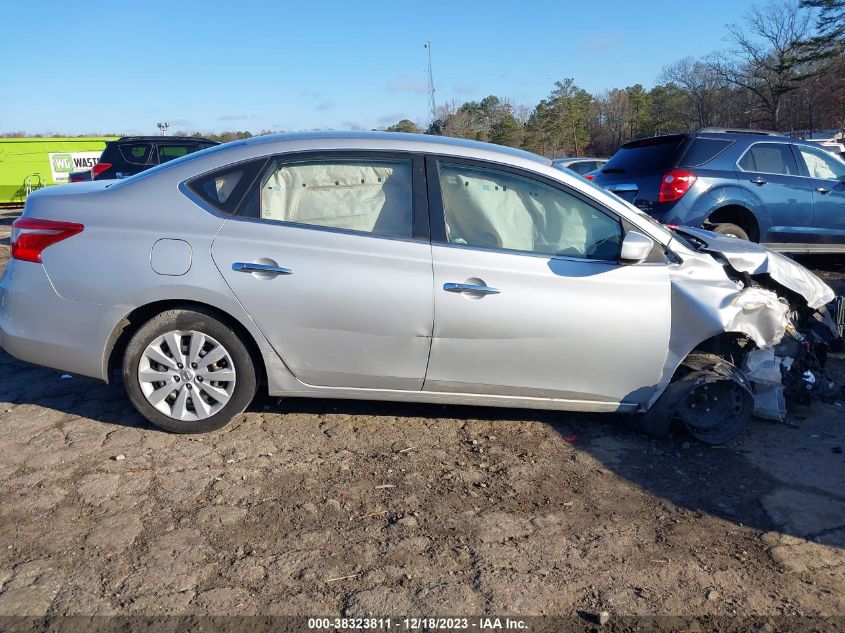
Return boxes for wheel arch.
[103,299,268,387]
[705,204,761,242]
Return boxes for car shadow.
[1,350,842,549]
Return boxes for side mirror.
[619,231,654,264]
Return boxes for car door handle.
[816,186,830,195]
[443,282,501,295]
[232,262,293,275]
[751,177,767,186]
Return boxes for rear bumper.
[0,261,126,381]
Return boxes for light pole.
[157,122,169,136]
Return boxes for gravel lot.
[0,207,843,623]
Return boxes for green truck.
[0,137,117,205]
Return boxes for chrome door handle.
[816,186,830,195]
[443,282,501,295]
[751,177,767,186]
[232,262,293,275]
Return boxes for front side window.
[437,162,622,260]
[254,158,413,238]
[738,143,800,176]
[797,146,845,180]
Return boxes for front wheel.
[123,308,257,433]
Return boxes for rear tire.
[123,308,257,433]
[712,222,749,241]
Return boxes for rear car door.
[735,142,816,244]
[208,152,434,390]
[423,157,671,406]
[793,144,845,249]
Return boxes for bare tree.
[659,57,725,128]
[707,0,816,128]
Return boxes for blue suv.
[592,128,845,253]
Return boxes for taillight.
[11,218,84,263]
[91,162,112,178]
[658,169,696,203]
[585,174,595,181]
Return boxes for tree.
[800,0,845,54]
[385,119,422,133]
[659,57,725,128]
[523,79,592,156]
[707,0,817,128]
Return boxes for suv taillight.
[91,162,112,178]
[658,169,696,203]
[11,218,84,263]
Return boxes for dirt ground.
[0,207,843,626]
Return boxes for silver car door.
[209,153,434,390]
[423,157,672,405]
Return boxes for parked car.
[90,136,218,180]
[592,128,845,253]
[1,133,838,443]
[553,157,607,177]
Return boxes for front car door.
[735,141,816,246]
[208,152,434,390]
[423,157,672,408]
[793,144,845,251]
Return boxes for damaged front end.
[636,227,842,444]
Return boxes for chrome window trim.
[431,239,667,266]
[218,212,431,246]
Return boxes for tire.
[712,222,749,241]
[674,353,753,445]
[123,308,257,433]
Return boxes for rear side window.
[118,143,152,165]
[158,145,190,163]
[187,159,265,214]
[602,135,686,173]
[679,138,733,167]
[247,158,414,239]
[738,143,800,175]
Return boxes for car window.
[158,145,190,163]
[437,162,622,261]
[187,159,265,213]
[797,146,845,180]
[679,138,733,167]
[254,158,413,238]
[738,143,800,176]
[602,135,686,173]
[569,161,595,175]
[118,143,152,165]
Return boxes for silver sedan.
[0,132,838,443]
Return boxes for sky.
[0,0,763,136]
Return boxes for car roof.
[114,136,218,143]
[228,131,552,165]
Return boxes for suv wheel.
[712,223,749,241]
[123,308,257,433]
